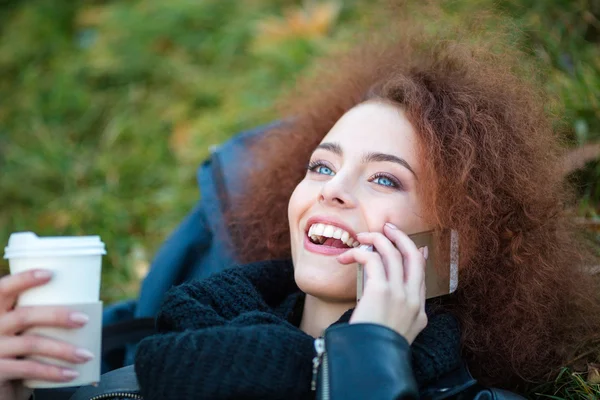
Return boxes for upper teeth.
[308,223,358,247]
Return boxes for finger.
[356,232,404,285]
[416,249,427,304]
[337,248,387,283]
[0,359,79,382]
[0,306,89,336]
[0,270,53,312]
[402,246,426,309]
[404,251,426,302]
[383,224,423,282]
[0,335,94,364]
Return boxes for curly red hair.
[226,29,600,388]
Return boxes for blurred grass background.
[0,0,599,396]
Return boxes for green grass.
[529,367,600,399]
[0,0,367,300]
[0,1,599,397]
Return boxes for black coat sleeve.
[134,261,314,400]
[323,323,418,400]
[135,311,315,400]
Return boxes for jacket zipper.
[311,337,330,400]
[89,392,143,400]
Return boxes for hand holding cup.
[3,232,105,392]
[0,270,93,400]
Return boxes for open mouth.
[307,223,359,249]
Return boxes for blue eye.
[370,173,402,189]
[307,161,336,176]
[374,176,394,187]
[316,166,334,176]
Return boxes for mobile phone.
[356,230,459,302]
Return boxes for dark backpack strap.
[101,317,156,373]
[69,365,141,400]
[420,363,477,399]
[97,123,282,373]
[135,122,282,320]
[420,363,526,400]
[134,202,214,319]
[102,318,156,356]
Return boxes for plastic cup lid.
[4,232,106,259]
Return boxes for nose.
[319,175,357,209]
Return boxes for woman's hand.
[0,270,93,400]
[336,223,428,344]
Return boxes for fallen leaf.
[574,217,600,233]
[152,37,175,54]
[169,121,193,159]
[134,258,150,281]
[37,211,72,230]
[129,244,150,281]
[587,363,600,385]
[562,142,600,176]
[306,1,342,36]
[255,1,341,46]
[76,6,108,28]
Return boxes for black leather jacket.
[317,323,525,400]
[66,323,525,400]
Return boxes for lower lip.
[303,234,351,256]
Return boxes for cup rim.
[4,232,106,259]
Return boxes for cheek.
[288,183,306,223]
[288,180,316,234]
[362,195,429,233]
[288,189,299,224]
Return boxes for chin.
[293,260,357,302]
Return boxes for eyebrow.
[316,142,343,156]
[315,142,417,178]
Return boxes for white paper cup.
[3,232,106,388]
[4,232,106,306]
[22,302,103,389]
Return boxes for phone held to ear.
[356,230,459,302]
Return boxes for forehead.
[321,101,419,167]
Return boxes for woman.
[132,32,600,398]
[1,29,599,400]
[134,101,446,400]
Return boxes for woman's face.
[288,100,432,302]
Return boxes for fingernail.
[385,223,398,230]
[33,270,53,280]
[62,369,79,379]
[75,348,94,362]
[423,246,429,260]
[70,312,89,325]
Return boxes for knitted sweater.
[134,259,462,400]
